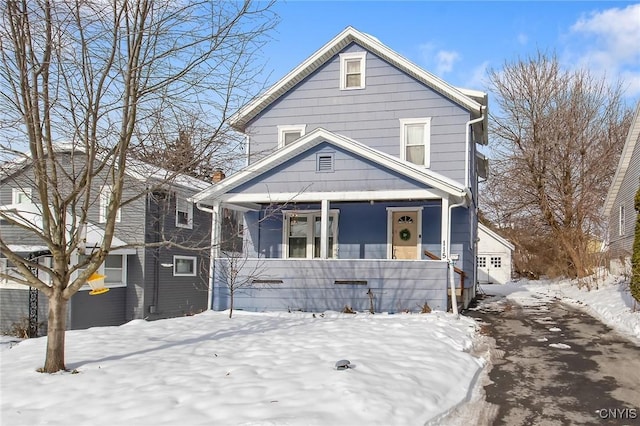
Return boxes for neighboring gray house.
[191,27,488,313]
[0,145,212,334]
[477,223,514,285]
[604,103,640,275]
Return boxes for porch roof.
[191,128,469,206]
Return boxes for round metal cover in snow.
[335,359,351,370]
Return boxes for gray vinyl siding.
[0,288,49,336]
[213,258,450,313]
[246,43,471,184]
[609,139,640,260]
[142,191,210,319]
[69,288,127,329]
[232,143,436,195]
[1,154,211,331]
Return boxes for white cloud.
[436,50,461,75]
[571,4,640,62]
[464,60,491,91]
[517,33,528,45]
[568,3,640,98]
[418,43,461,76]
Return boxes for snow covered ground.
[1,273,638,425]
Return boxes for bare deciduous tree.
[0,0,276,372]
[482,52,633,280]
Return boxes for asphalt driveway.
[466,292,640,425]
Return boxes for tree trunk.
[229,292,234,319]
[42,289,68,373]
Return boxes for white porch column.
[440,197,449,259]
[320,199,330,259]
[208,201,222,310]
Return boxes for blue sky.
[258,1,640,105]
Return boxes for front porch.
[209,199,472,313]
[213,258,451,313]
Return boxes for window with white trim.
[399,118,431,167]
[278,125,306,148]
[619,205,626,236]
[0,258,7,284]
[77,254,124,286]
[340,52,366,90]
[99,185,121,223]
[490,257,502,268]
[173,255,197,276]
[176,196,193,229]
[104,255,124,283]
[220,208,244,253]
[284,211,338,259]
[12,188,32,204]
[477,256,486,268]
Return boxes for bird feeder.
[87,272,109,295]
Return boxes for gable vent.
[317,153,334,172]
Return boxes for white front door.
[391,210,419,259]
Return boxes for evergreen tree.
[630,181,640,304]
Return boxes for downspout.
[196,202,216,311]
[465,107,486,189]
[447,195,466,318]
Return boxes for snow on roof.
[0,142,211,192]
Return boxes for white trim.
[320,199,330,258]
[277,124,307,148]
[386,206,423,260]
[441,198,449,259]
[99,185,121,223]
[478,223,514,251]
[604,102,640,217]
[340,51,366,90]
[229,27,484,131]
[399,118,431,167]
[191,128,467,205]
[282,209,339,259]
[12,188,32,204]
[173,255,197,276]
[219,189,446,204]
[619,204,626,237]
[176,195,193,229]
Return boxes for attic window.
[316,153,334,172]
[278,124,306,148]
[340,52,366,90]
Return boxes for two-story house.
[0,144,212,335]
[192,27,488,313]
[604,102,640,275]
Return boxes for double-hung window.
[339,52,366,90]
[99,185,121,223]
[77,254,125,287]
[12,188,32,204]
[176,196,193,229]
[277,125,306,148]
[400,118,431,167]
[284,211,338,259]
